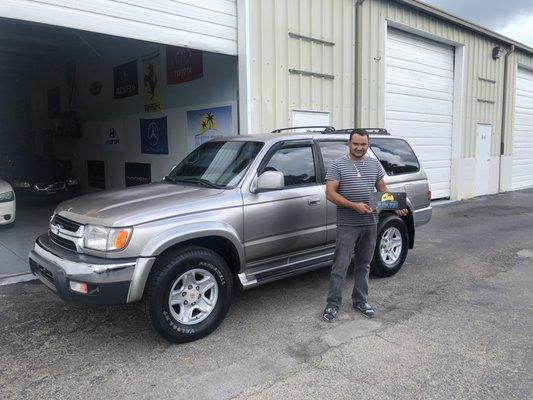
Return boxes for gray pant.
[326,225,377,308]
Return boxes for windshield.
[166,141,263,188]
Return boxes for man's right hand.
[352,202,373,214]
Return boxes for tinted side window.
[370,138,420,175]
[263,146,316,187]
[318,141,347,175]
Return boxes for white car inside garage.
[0,178,16,228]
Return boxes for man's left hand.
[395,209,408,217]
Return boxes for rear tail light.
[427,182,432,202]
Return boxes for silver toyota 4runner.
[29,127,432,343]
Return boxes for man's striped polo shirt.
[325,155,385,226]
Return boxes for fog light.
[3,215,10,221]
[69,280,88,294]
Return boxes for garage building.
[244,0,533,200]
[0,0,532,200]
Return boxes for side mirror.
[255,171,284,192]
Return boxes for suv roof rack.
[271,126,336,134]
[332,128,389,135]
[271,126,390,135]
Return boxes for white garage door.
[511,67,533,190]
[385,28,455,199]
[0,0,237,55]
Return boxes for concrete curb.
[0,272,37,286]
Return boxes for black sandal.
[353,302,375,318]
[322,305,339,322]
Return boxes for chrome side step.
[238,257,334,290]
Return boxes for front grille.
[50,231,77,252]
[35,182,66,190]
[53,215,82,233]
[35,263,54,283]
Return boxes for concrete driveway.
[0,203,55,279]
[0,189,531,400]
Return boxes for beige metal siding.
[358,0,508,158]
[248,0,355,134]
[0,0,238,55]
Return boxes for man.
[322,129,408,322]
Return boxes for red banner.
[166,45,203,85]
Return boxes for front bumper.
[29,234,154,305]
[15,185,79,202]
[0,200,15,225]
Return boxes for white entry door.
[292,111,331,131]
[475,124,491,196]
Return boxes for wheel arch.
[379,209,414,249]
[128,223,244,303]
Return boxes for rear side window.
[318,141,347,174]
[370,138,420,176]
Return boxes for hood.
[0,178,13,193]
[55,182,241,227]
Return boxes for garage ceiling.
[0,17,75,82]
[0,17,158,86]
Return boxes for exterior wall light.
[492,46,504,59]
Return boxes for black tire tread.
[143,245,232,343]
[371,214,409,278]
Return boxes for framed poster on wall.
[140,117,168,154]
[166,45,203,84]
[51,111,81,138]
[113,60,138,99]
[186,105,233,151]
[142,51,161,112]
[87,160,105,189]
[125,162,151,187]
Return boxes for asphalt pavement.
[0,189,531,400]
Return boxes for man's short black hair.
[349,129,369,141]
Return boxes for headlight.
[0,191,14,202]
[83,225,132,251]
[68,179,79,186]
[12,182,30,188]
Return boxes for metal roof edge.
[392,0,533,55]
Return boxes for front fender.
[140,221,245,271]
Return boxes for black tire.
[144,246,233,343]
[371,214,409,277]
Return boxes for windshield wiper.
[176,177,224,189]
[163,175,178,184]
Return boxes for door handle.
[308,197,321,206]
